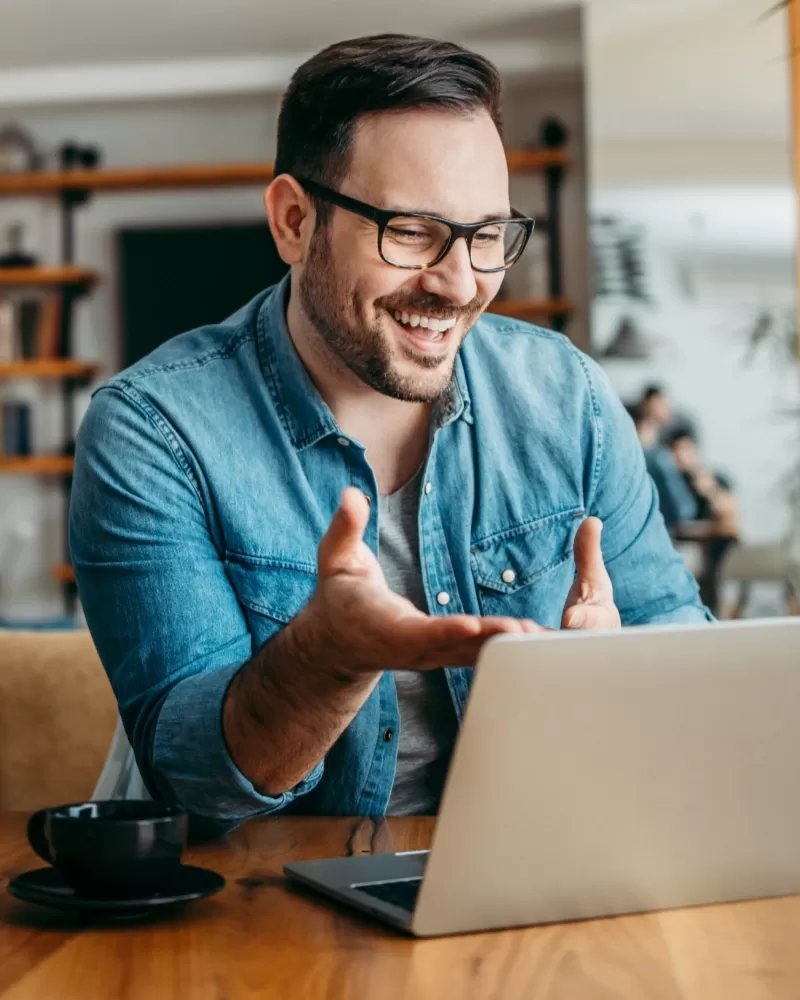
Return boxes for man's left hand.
[561,517,622,630]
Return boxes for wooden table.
[3,813,800,998]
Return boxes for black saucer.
[7,864,225,917]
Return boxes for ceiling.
[0,0,753,67]
[0,0,790,142]
[588,0,791,143]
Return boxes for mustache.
[376,292,484,319]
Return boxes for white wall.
[592,185,799,554]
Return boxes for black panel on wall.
[118,221,290,367]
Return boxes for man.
[639,385,672,434]
[628,402,696,530]
[668,428,740,614]
[71,35,709,832]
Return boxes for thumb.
[572,517,611,593]
[318,487,372,579]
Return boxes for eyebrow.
[385,207,513,223]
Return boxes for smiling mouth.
[388,308,458,352]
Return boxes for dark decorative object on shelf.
[0,223,39,268]
[591,216,653,303]
[58,142,103,171]
[540,116,569,149]
[601,316,652,360]
[1,402,32,456]
[0,123,43,173]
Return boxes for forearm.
[222,608,382,796]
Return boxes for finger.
[476,616,548,636]
[572,518,612,596]
[395,612,482,647]
[520,618,552,633]
[563,602,619,630]
[317,487,371,578]
[415,618,547,667]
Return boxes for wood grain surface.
[2,813,800,999]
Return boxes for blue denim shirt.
[70,276,710,828]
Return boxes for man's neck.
[286,283,433,495]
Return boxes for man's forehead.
[346,109,510,218]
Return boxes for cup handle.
[26,809,52,863]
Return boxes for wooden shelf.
[506,149,569,173]
[52,563,75,584]
[0,149,568,197]
[488,298,573,318]
[0,455,74,475]
[0,359,101,382]
[0,266,98,290]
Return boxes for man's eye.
[474,231,502,245]
[387,227,428,241]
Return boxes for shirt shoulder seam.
[99,382,205,507]
[110,328,257,386]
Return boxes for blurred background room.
[0,0,797,626]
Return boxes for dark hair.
[274,34,504,219]
[642,384,665,402]
[667,426,696,448]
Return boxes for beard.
[298,224,483,403]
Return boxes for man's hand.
[298,487,544,676]
[561,517,621,630]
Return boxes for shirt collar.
[257,274,473,451]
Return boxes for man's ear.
[264,175,316,266]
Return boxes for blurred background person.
[627,402,696,530]
[667,427,741,614]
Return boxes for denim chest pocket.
[471,507,584,626]
[224,552,317,644]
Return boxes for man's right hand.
[224,487,544,796]
[294,487,544,677]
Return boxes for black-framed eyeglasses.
[297,177,534,273]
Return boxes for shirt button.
[424,481,433,495]
[337,436,349,447]
[436,591,451,606]
[502,568,517,584]
[383,728,394,742]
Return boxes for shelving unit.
[489,298,573,319]
[51,563,75,584]
[0,359,101,382]
[0,266,98,290]
[0,145,570,611]
[0,456,74,475]
[0,149,568,197]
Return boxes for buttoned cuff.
[151,660,324,825]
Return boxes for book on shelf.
[0,291,64,361]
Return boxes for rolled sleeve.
[152,660,324,821]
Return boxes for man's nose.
[419,237,478,307]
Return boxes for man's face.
[298,109,510,402]
[671,436,700,473]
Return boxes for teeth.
[391,310,457,334]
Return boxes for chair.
[0,630,117,811]
[719,537,800,619]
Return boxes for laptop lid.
[411,618,800,936]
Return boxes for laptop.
[284,617,800,937]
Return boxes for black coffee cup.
[27,801,188,899]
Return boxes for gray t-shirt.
[380,470,459,815]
